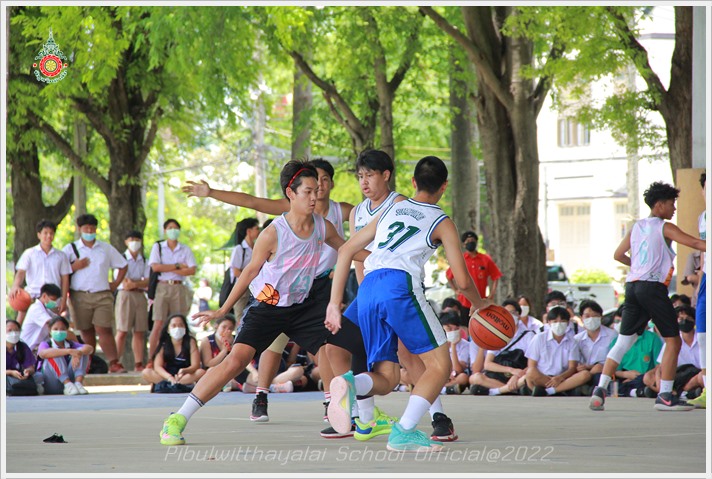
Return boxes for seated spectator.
[642,306,703,398]
[439,312,470,394]
[543,291,580,337]
[37,317,93,395]
[199,315,241,392]
[469,299,537,396]
[611,322,663,397]
[517,295,543,328]
[142,314,205,392]
[440,297,468,326]
[6,320,42,396]
[670,293,692,308]
[524,307,589,396]
[19,283,61,353]
[242,341,311,394]
[572,300,618,394]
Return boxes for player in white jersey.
[325,156,490,452]
[589,182,706,412]
[159,161,369,446]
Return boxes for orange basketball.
[8,289,33,312]
[469,304,516,350]
[256,283,280,306]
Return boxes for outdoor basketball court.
[4,390,708,475]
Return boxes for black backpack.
[147,241,163,301]
[219,247,245,307]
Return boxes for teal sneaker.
[160,413,187,446]
[354,407,398,441]
[327,371,356,435]
[387,422,443,453]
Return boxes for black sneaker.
[430,412,458,442]
[589,386,606,411]
[320,422,356,438]
[470,385,489,396]
[250,392,269,422]
[532,386,548,397]
[323,401,329,422]
[654,392,695,411]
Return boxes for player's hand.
[8,286,21,300]
[192,309,221,327]
[324,303,342,334]
[182,180,211,198]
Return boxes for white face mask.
[446,330,460,343]
[127,240,142,253]
[169,327,186,340]
[550,322,568,337]
[583,316,602,332]
[520,305,530,317]
[6,331,21,344]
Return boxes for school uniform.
[15,244,72,298]
[525,329,577,377]
[19,300,55,353]
[115,250,151,333]
[148,241,197,325]
[574,326,618,366]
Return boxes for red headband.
[286,167,310,191]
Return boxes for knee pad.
[607,334,638,364]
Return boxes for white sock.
[354,373,374,396]
[703,375,707,388]
[660,380,674,394]
[489,388,501,396]
[629,390,637,397]
[597,374,612,390]
[399,395,431,430]
[440,386,447,395]
[357,396,375,423]
[698,333,706,369]
[428,396,444,419]
[545,387,556,396]
[177,393,203,422]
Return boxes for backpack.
[147,241,163,301]
[68,242,81,278]
[219,247,245,307]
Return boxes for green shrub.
[570,269,612,284]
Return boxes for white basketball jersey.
[316,199,344,275]
[364,199,448,283]
[249,214,325,307]
[353,191,403,251]
[627,216,675,285]
[699,211,706,273]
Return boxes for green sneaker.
[387,422,443,453]
[160,413,187,446]
[327,371,356,435]
[354,407,398,441]
[687,388,706,409]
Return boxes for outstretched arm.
[183,179,290,216]
[664,223,707,252]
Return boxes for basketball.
[8,289,33,312]
[256,283,280,305]
[469,304,516,350]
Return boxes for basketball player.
[589,182,706,411]
[324,156,490,452]
[159,161,369,445]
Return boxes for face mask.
[81,232,97,242]
[550,322,568,337]
[169,327,186,340]
[520,305,530,317]
[166,229,181,240]
[464,242,477,252]
[127,240,142,252]
[446,330,460,343]
[51,330,68,342]
[6,331,20,344]
[583,316,601,332]
[45,300,58,310]
[678,320,694,333]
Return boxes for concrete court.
[4,390,708,475]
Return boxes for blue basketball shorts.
[696,272,706,333]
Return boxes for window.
[614,202,630,240]
[557,118,591,147]
[558,203,591,270]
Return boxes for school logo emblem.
[33,29,68,83]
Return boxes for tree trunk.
[291,56,312,161]
[9,127,74,263]
[659,6,692,173]
[449,46,479,235]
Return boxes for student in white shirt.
[19,283,62,353]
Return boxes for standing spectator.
[63,214,128,374]
[114,231,150,372]
[196,279,212,312]
[19,283,62,354]
[9,220,72,324]
[229,218,260,320]
[38,317,93,395]
[445,231,502,306]
[6,320,41,396]
[148,219,197,359]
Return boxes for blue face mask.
[51,330,68,342]
[81,232,97,242]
